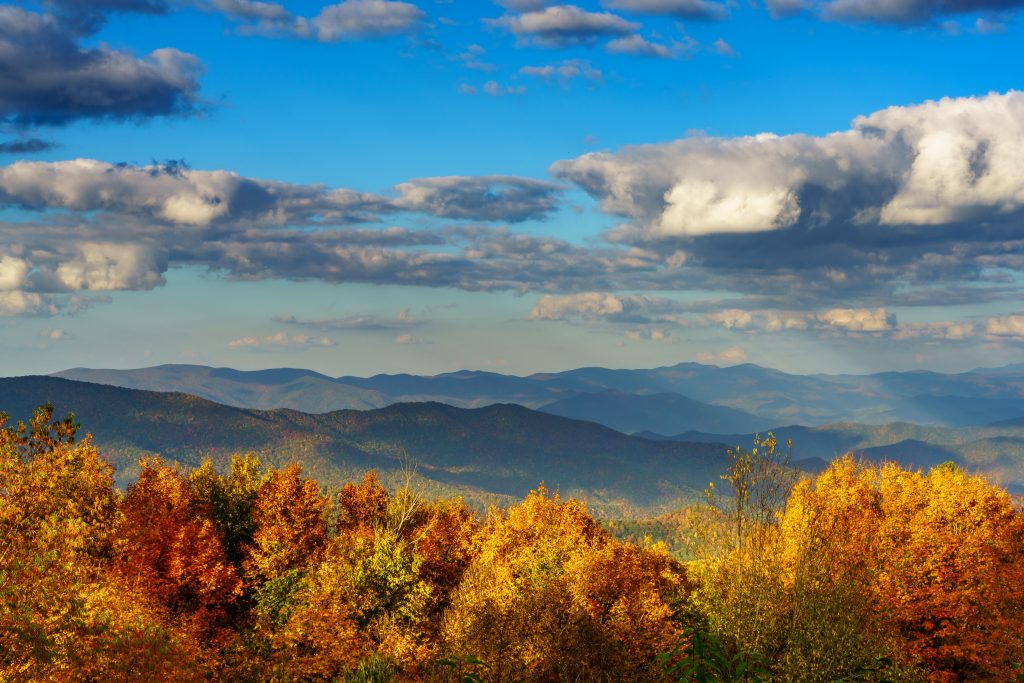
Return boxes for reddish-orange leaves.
[116,457,242,636]
[244,463,328,585]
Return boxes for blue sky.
[1,0,1023,376]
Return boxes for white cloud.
[0,255,29,290]
[708,308,754,329]
[54,243,165,291]
[697,346,747,364]
[985,315,1024,340]
[310,0,425,41]
[228,331,337,349]
[490,5,639,46]
[529,292,626,319]
[816,307,895,332]
[0,291,59,317]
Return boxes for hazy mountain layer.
[53,362,1024,430]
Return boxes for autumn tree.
[780,455,1024,681]
[190,453,263,569]
[441,486,687,681]
[0,407,206,681]
[690,434,797,661]
[116,457,242,637]
[244,463,329,587]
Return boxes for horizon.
[2,1,1023,376]
[21,356,1024,382]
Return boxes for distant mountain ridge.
[0,375,745,515]
[8,374,1024,509]
[52,361,1024,432]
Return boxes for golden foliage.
[4,409,1024,682]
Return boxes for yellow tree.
[0,408,207,681]
[441,486,687,681]
[781,456,1024,681]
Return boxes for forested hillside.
[0,376,740,515]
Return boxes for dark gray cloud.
[603,0,727,21]
[395,176,561,221]
[767,0,1024,24]
[0,7,203,127]
[0,159,560,226]
[200,0,426,41]
[0,138,56,154]
[40,0,171,34]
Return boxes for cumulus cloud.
[530,292,626,319]
[41,327,70,341]
[603,0,727,20]
[52,243,166,291]
[227,331,337,350]
[625,327,670,341]
[0,291,61,317]
[489,5,639,46]
[193,0,428,40]
[478,80,528,96]
[554,91,1024,239]
[0,255,30,291]
[985,315,1024,340]
[0,7,203,127]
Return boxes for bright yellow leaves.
[441,487,688,682]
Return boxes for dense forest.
[2,406,1024,682]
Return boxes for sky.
[1,0,1023,377]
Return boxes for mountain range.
[7,360,1024,510]
[55,362,1024,433]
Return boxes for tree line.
[2,405,1023,681]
